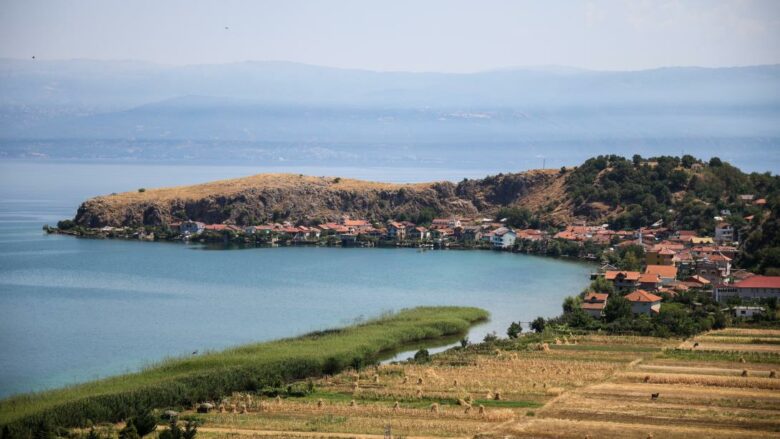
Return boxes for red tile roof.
[645,265,678,279]
[605,271,641,281]
[625,289,662,303]
[734,275,780,289]
[583,292,609,303]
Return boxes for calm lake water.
[0,162,592,398]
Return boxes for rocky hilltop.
[73,170,571,227]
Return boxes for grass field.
[0,307,488,432]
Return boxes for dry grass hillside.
[73,169,570,227]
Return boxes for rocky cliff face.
[73,170,570,227]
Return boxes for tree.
[681,154,697,168]
[130,410,158,437]
[562,296,580,314]
[119,421,140,439]
[158,420,182,439]
[531,317,546,333]
[507,321,522,339]
[413,349,430,363]
[709,157,723,167]
[604,295,632,323]
[182,421,197,439]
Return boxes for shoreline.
[0,307,488,429]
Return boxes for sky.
[1,0,779,72]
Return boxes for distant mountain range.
[0,59,778,171]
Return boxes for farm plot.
[481,328,780,439]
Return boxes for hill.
[71,155,778,242]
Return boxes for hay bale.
[350,399,357,407]
[478,404,486,415]
[457,398,467,406]
[239,403,247,414]
[465,395,473,404]
[644,375,651,383]
[416,388,423,398]
[402,376,408,384]
[430,402,439,414]
[493,391,502,401]
[485,390,493,399]
[317,398,324,408]
[453,379,459,387]
[275,395,282,405]
[769,370,776,378]
[554,338,562,345]
[393,401,400,411]
[464,404,472,414]
[372,374,379,383]
[739,356,746,363]
[742,369,749,377]
[417,377,424,385]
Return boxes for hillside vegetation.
[0,307,487,433]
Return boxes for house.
[714,222,734,244]
[431,218,461,229]
[203,224,242,232]
[604,271,641,291]
[729,306,765,318]
[431,228,454,240]
[180,221,205,234]
[683,275,711,289]
[580,292,608,318]
[491,227,517,249]
[461,226,482,242]
[387,221,407,241]
[646,245,678,266]
[714,275,780,302]
[644,265,678,285]
[694,254,731,285]
[407,226,430,241]
[638,273,662,291]
[624,289,662,315]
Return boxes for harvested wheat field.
[164,329,779,438]
[481,327,780,439]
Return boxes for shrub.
[413,349,431,364]
[138,188,146,193]
[506,322,522,339]
[56,219,76,230]
[530,317,546,333]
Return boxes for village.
[68,191,779,322]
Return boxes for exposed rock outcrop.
[73,170,569,227]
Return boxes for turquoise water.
[0,162,592,398]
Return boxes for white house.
[580,292,608,318]
[624,289,662,315]
[491,227,516,249]
[180,221,205,234]
[729,306,765,318]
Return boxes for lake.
[0,162,592,398]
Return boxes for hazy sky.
[1,0,779,72]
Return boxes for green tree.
[562,296,581,314]
[604,295,632,323]
[119,422,139,439]
[413,349,431,363]
[182,421,197,439]
[507,321,523,339]
[158,420,182,439]
[129,410,157,437]
[530,317,546,333]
